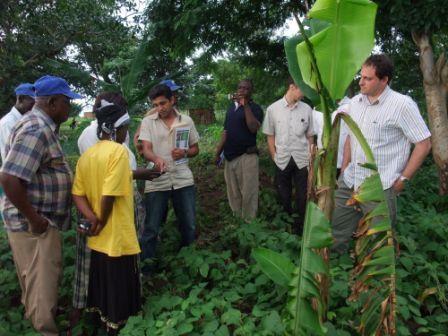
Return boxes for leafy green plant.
[252,0,399,334]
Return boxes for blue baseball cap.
[15,83,35,98]
[34,75,83,99]
[159,79,182,92]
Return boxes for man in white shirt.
[0,83,35,161]
[262,78,315,234]
[332,54,432,253]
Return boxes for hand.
[171,148,187,161]
[237,92,249,107]
[154,157,168,172]
[28,215,49,234]
[393,178,406,194]
[214,153,223,167]
[89,217,104,236]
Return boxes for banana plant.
[340,113,396,335]
[254,0,396,334]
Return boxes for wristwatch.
[399,175,409,183]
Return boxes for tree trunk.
[412,31,448,195]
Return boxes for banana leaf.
[284,202,333,336]
[284,35,320,106]
[336,113,396,335]
[284,17,329,106]
[252,247,295,287]
[297,0,377,101]
[348,172,396,335]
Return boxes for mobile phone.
[78,219,91,231]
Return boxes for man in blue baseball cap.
[0,75,81,335]
[159,79,182,91]
[0,83,35,162]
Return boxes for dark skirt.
[86,250,141,330]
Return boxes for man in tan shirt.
[133,79,182,155]
[139,84,199,269]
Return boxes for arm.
[132,168,163,180]
[340,135,351,173]
[214,131,227,163]
[307,135,315,149]
[82,195,114,236]
[95,195,115,236]
[266,134,276,161]
[243,104,261,133]
[0,173,48,234]
[393,137,431,192]
[238,95,260,133]
[141,140,167,171]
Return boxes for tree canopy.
[0,0,139,110]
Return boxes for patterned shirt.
[0,107,73,231]
[263,97,315,170]
[343,86,431,190]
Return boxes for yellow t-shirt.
[72,140,140,257]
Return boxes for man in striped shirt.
[332,54,432,253]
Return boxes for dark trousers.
[140,185,196,262]
[275,158,308,233]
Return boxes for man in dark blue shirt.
[215,79,263,219]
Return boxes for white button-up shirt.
[0,107,23,162]
[262,97,315,170]
[344,86,431,190]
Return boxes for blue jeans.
[140,185,196,261]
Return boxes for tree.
[376,0,448,194]
[138,0,310,110]
[0,0,135,112]
[143,0,303,61]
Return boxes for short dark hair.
[287,77,295,88]
[364,54,394,83]
[93,92,128,112]
[240,78,253,89]
[17,95,33,102]
[148,84,172,101]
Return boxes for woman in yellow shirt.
[72,100,140,335]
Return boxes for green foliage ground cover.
[0,115,447,335]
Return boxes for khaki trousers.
[224,153,259,219]
[8,227,62,336]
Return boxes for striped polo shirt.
[343,86,431,190]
